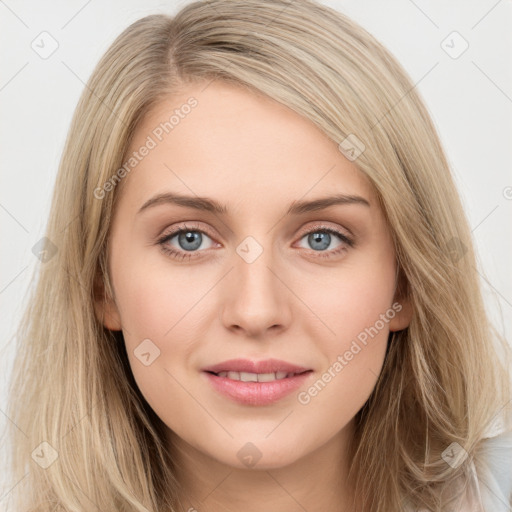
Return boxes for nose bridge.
[234,234,281,308]
[220,233,291,335]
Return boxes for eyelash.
[156,222,354,261]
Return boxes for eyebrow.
[137,191,370,216]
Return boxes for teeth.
[215,371,297,382]
[240,372,258,382]
[257,373,276,382]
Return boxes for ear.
[388,267,414,332]
[93,270,122,331]
[388,299,413,331]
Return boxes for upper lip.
[202,358,312,375]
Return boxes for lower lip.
[203,371,312,406]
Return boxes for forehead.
[117,81,375,215]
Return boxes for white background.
[1,0,511,504]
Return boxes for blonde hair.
[5,0,511,511]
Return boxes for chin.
[213,437,307,471]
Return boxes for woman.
[6,0,512,511]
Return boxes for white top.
[470,426,512,512]
[404,424,512,511]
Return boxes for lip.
[202,358,311,374]
[202,358,313,406]
[203,371,312,405]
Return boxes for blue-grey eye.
[176,231,205,251]
[308,232,331,250]
[297,229,346,252]
[167,230,214,252]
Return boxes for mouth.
[201,359,314,405]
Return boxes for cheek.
[114,254,209,342]
[113,262,207,423]
[299,258,396,348]
[294,257,395,408]
[110,257,192,373]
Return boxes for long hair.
[5,1,511,510]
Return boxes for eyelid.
[158,221,217,241]
[296,221,353,241]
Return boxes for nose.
[220,246,292,339]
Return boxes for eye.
[157,222,217,261]
[156,222,354,262]
[295,225,354,258]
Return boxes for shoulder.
[472,426,512,512]
[402,426,512,512]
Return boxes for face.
[96,80,411,471]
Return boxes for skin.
[95,80,412,512]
